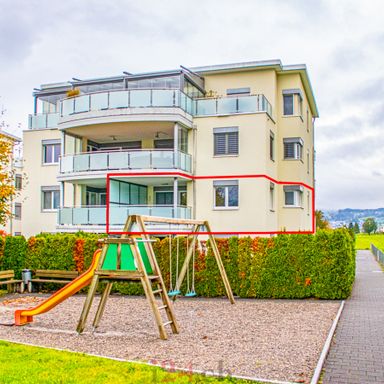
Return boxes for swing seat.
[185,291,197,297]
[168,290,181,297]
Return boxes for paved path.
[323,250,384,383]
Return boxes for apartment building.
[22,60,318,237]
[0,129,23,235]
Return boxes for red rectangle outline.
[106,172,315,236]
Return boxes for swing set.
[76,215,235,340]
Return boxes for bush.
[0,228,355,299]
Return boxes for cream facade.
[22,60,318,237]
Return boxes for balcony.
[59,149,192,176]
[61,88,193,116]
[58,205,192,227]
[194,94,273,118]
[29,113,59,129]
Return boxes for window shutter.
[284,142,295,158]
[214,133,227,155]
[227,132,238,154]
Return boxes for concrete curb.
[310,300,345,384]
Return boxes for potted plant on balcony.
[66,88,80,98]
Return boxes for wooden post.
[92,282,113,330]
[205,221,235,304]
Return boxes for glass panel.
[73,208,89,225]
[109,206,128,225]
[196,99,216,115]
[60,155,73,173]
[139,186,147,204]
[228,186,238,207]
[185,154,192,173]
[89,152,108,170]
[91,92,109,110]
[120,183,130,204]
[59,208,72,225]
[179,152,186,171]
[152,90,174,107]
[152,206,173,218]
[215,187,225,207]
[46,113,59,127]
[53,191,60,209]
[73,154,89,171]
[109,151,129,169]
[43,191,52,210]
[61,99,74,115]
[129,151,151,168]
[53,144,61,163]
[129,90,151,107]
[283,95,294,115]
[74,95,89,113]
[285,191,294,205]
[217,98,237,114]
[89,207,106,225]
[110,180,120,203]
[130,184,139,204]
[43,145,53,163]
[128,206,150,216]
[33,114,47,128]
[109,91,129,108]
[238,96,257,113]
[152,151,174,168]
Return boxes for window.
[14,232,21,236]
[213,180,238,208]
[214,127,239,156]
[307,192,310,215]
[283,94,294,115]
[226,87,250,96]
[14,203,21,220]
[306,109,310,132]
[178,127,188,153]
[283,89,303,117]
[270,131,275,161]
[270,183,275,211]
[284,185,303,207]
[42,187,60,211]
[42,140,61,164]
[284,138,303,160]
[15,174,22,190]
[154,187,187,206]
[307,150,310,174]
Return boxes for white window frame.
[269,183,275,212]
[213,180,239,210]
[284,138,304,160]
[42,140,61,165]
[42,186,60,212]
[284,185,303,208]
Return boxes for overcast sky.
[1,0,383,210]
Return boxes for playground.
[0,294,340,383]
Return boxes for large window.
[154,187,187,206]
[284,138,303,160]
[283,94,294,116]
[284,185,303,207]
[42,187,60,211]
[15,174,22,190]
[214,127,239,156]
[213,180,239,209]
[42,140,61,164]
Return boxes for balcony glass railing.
[58,205,192,226]
[60,149,192,174]
[194,94,273,118]
[60,89,195,117]
[28,113,59,129]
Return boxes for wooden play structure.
[76,215,235,340]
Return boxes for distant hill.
[323,208,384,228]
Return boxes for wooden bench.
[31,270,79,292]
[0,270,22,293]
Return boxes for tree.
[0,133,16,226]
[315,210,330,230]
[348,222,354,231]
[362,218,377,235]
[353,222,360,234]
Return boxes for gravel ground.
[0,294,340,383]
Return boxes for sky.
[1,0,384,210]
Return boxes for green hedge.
[0,228,355,299]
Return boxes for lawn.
[355,233,384,250]
[0,340,253,384]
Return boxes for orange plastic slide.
[14,249,102,326]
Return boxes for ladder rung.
[158,305,167,310]
[163,321,173,326]
[148,275,160,280]
[152,289,163,294]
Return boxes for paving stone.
[323,250,384,384]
